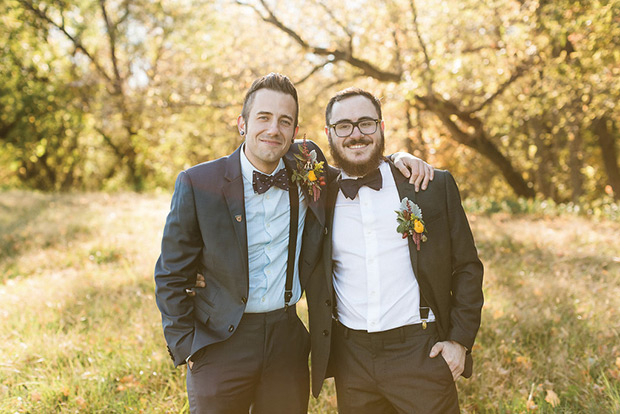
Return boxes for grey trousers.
[186,305,310,414]
[333,321,460,414]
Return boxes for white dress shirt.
[332,161,435,332]
[240,146,307,312]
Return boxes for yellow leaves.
[615,357,620,370]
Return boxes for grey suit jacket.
[155,141,327,366]
[306,161,484,397]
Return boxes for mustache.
[343,138,372,147]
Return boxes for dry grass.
[1,191,619,413]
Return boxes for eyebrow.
[256,111,294,122]
[331,116,376,124]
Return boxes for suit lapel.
[222,145,249,279]
[322,170,341,297]
[389,162,419,278]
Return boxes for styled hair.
[241,73,299,127]
[325,87,383,125]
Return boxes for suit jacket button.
[322,330,329,336]
[241,297,247,304]
[325,299,331,306]
[228,325,235,333]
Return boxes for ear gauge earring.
[240,131,245,136]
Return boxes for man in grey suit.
[154,74,433,414]
[306,88,484,413]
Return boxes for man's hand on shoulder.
[429,340,466,381]
[391,152,434,192]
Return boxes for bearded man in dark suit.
[306,88,484,414]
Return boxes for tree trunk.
[567,124,584,202]
[593,115,620,200]
[415,94,535,198]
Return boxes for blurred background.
[1,0,618,203]
[1,1,619,413]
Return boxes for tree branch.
[99,0,123,95]
[237,0,402,82]
[409,0,434,93]
[469,61,530,113]
[294,62,330,85]
[17,0,113,84]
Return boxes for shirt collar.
[240,143,286,183]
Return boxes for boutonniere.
[395,197,427,251]
[291,135,326,202]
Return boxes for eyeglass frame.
[327,118,382,138]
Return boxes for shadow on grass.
[0,192,94,282]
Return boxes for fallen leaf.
[545,389,560,407]
[76,396,86,408]
[616,357,620,370]
[526,398,538,410]
[31,391,42,402]
[62,386,70,397]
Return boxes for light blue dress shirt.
[240,147,308,313]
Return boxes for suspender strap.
[285,182,299,308]
[419,287,430,329]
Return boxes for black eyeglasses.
[328,119,381,137]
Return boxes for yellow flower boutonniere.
[395,197,428,250]
[291,135,326,202]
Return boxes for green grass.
[1,191,619,413]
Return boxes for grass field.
[1,191,619,413]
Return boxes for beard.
[329,131,386,177]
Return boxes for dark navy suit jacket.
[155,141,327,366]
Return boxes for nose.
[349,124,364,138]
[266,119,280,135]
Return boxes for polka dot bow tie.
[252,169,290,194]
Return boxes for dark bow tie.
[338,168,382,200]
[253,169,290,194]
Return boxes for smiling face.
[238,88,299,174]
[325,94,385,177]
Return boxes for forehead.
[330,95,378,122]
[249,89,297,118]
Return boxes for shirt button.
[325,299,331,306]
[266,195,270,200]
[322,330,329,337]
[228,325,234,333]
[261,297,266,302]
[266,223,270,228]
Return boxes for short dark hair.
[241,73,299,127]
[325,87,383,126]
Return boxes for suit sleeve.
[154,171,203,366]
[444,171,484,351]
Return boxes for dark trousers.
[333,321,459,414]
[186,305,310,414]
